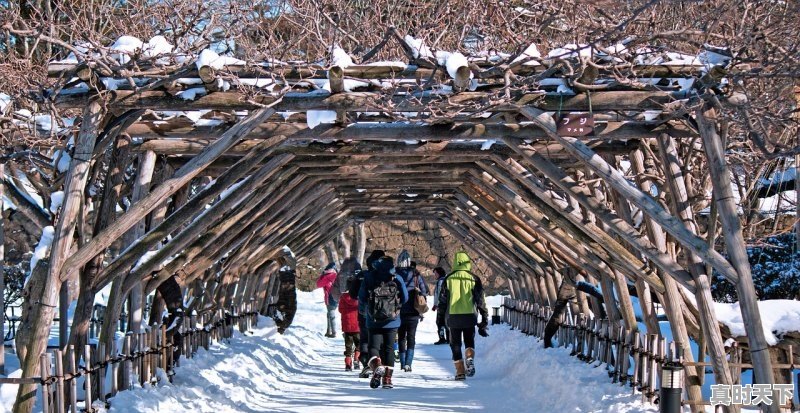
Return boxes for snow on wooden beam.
[55,90,680,112]
[129,121,681,145]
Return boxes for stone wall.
[294,220,508,294]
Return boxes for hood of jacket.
[397,250,411,268]
[451,251,472,272]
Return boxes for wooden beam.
[519,107,741,284]
[59,108,279,282]
[56,90,681,112]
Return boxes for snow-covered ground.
[58,290,655,413]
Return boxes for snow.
[480,139,495,150]
[82,290,655,413]
[195,49,245,70]
[132,250,161,272]
[111,36,144,64]
[444,52,472,80]
[715,300,800,345]
[2,194,16,210]
[403,35,433,59]
[49,191,64,213]
[306,110,337,129]
[176,87,208,101]
[547,43,593,59]
[0,93,10,113]
[511,43,542,65]
[143,36,174,58]
[29,226,55,278]
[330,45,353,68]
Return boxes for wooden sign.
[554,113,594,136]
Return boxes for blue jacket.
[359,268,408,329]
[396,267,429,316]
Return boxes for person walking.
[431,267,449,345]
[358,255,408,389]
[396,251,429,372]
[338,283,361,371]
[436,251,489,380]
[316,262,339,338]
[350,250,384,377]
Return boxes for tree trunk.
[69,135,132,358]
[14,100,103,413]
[544,276,577,348]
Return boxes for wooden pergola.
[8,44,792,413]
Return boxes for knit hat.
[366,250,385,270]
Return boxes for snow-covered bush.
[712,233,800,302]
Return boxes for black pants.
[368,327,397,367]
[449,327,476,361]
[358,314,369,365]
[398,316,420,352]
[436,317,449,341]
[343,332,360,357]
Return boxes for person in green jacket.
[436,251,489,380]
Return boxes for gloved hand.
[432,306,437,312]
[420,315,424,321]
[478,326,489,337]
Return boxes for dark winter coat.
[436,252,489,330]
[316,269,338,306]
[275,267,297,334]
[396,267,429,316]
[338,294,360,333]
[358,258,409,329]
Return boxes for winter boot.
[382,367,394,389]
[403,349,414,372]
[358,365,371,378]
[454,360,466,381]
[353,351,361,370]
[435,327,448,345]
[398,352,407,371]
[465,348,475,377]
[345,356,353,371]
[368,357,385,389]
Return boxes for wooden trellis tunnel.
[4,53,798,413]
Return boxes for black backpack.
[368,276,401,323]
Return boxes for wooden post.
[697,102,778,412]
[14,100,103,413]
[40,354,50,413]
[127,151,158,336]
[68,134,131,359]
[354,221,366,265]
[67,346,77,413]
[657,132,739,409]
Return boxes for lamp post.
[659,348,684,413]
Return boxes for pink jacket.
[316,269,338,306]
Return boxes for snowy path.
[101,291,655,413]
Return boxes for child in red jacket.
[338,292,361,371]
